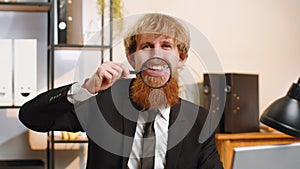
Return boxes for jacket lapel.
[122,117,138,169]
[166,100,199,169]
[110,78,139,169]
[166,101,185,169]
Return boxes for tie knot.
[146,110,159,122]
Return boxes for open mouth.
[140,57,171,77]
[146,64,168,71]
[143,64,170,77]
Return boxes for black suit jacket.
[19,79,223,169]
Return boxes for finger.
[104,62,127,80]
[101,65,119,83]
[119,62,131,78]
[99,67,113,83]
[97,62,130,90]
[100,63,123,86]
[120,67,129,78]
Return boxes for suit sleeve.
[18,84,84,132]
[198,133,224,169]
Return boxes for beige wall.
[1,1,299,168]
[123,0,300,115]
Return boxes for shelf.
[215,131,293,140]
[51,135,88,144]
[0,106,21,109]
[53,139,88,144]
[53,44,111,51]
[0,2,51,12]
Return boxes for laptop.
[231,143,300,169]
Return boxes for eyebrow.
[138,42,152,48]
[161,40,174,44]
[139,39,174,44]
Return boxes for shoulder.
[178,99,210,131]
[170,99,208,128]
[179,99,208,116]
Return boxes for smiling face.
[124,13,190,109]
[128,34,187,109]
[127,34,187,86]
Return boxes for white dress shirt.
[127,107,170,169]
[67,83,170,169]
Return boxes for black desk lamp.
[260,78,300,137]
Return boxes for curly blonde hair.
[124,13,190,60]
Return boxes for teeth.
[149,65,168,70]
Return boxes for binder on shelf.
[0,39,13,106]
[57,0,83,44]
[66,0,83,44]
[13,39,37,106]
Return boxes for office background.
[0,0,299,168]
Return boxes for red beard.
[130,74,179,110]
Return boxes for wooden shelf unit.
[0,2,51,12]
[51,135,88,144]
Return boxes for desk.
[215,131,300,169]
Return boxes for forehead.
[136,34,175,43]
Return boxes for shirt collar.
[158,106,170,121]
[138,106,171,123]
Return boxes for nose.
[150,48,163,58]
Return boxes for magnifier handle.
[129,70,140,74]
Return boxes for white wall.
[123,0,300,115]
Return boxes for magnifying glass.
[130,57,172,89]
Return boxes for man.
[19,13,223,169]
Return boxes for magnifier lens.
[139,57,171,89]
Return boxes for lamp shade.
[260,78,300,137]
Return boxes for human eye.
[162,43,173,49]
[141,44,152,50]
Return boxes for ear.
[178,54,188,68]
[126,53,135,69]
